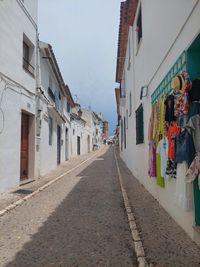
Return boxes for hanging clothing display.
[174,129,195,165]
[158,97,165,138]
[167,122,180,160]
[148,70,200,197]
[153,100,162,143]
[166,159,177,179]
[156,137,168,178]
[189,102,200,118]
[148,140,156,177]
[156,152,165,187]
[188,79,200,102]
[148,108,156,177]
[187,114,200,152]
[164,94,175,124]
[186,152,200,190]
[175,162,193,211]
[173,71,191,126]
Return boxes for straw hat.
[171,74,185,93]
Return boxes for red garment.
[167,122,180,159]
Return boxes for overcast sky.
[38,0,122,135]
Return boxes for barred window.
[136,104,144,144]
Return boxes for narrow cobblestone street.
[0,147,137,267]
[1,146,200,267]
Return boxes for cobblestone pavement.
[115,148,200,267]
[0,147,137,267]
[0,148,102,211]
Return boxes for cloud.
[38,0,121,134]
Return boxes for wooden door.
[20,113,29,180]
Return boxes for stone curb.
[0,149,101,218]
[114,151,149,267]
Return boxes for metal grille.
[151,51,187,104]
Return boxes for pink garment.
[148,140,156,177]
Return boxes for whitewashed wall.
[70,119,86,157]
[0,0,37,94]
[39,48,69,176]
[0,0,37,192]
[120,0,200,244]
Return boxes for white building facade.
[70,112,87,157]
[0,0,38,192]
[116,0,200,246]
[37,42,74,177]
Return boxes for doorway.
[57,125,61,164]
[20,113,29,180]
[77,136,80,155]
[87,135,90,153]
[65,127,69,160]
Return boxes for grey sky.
[38,0,121,135]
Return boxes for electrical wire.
[0,72,36,135]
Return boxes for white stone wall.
[0,0,38,192]
[119,0,200,244]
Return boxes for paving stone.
[0,147,137,266]
[116,147,200,267]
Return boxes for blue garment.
[189,102,200,118]
[175,129,195,165]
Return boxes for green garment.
[156,153,165,188]
[158,97,165,137]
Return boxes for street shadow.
[5,147,136,267]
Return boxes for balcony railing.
[23,58,35,76]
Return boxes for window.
[23,34,35,76]
[48,87,55,102]
[136,104,144,144]
[67,102,71,113]
[136,5,142,46]
[55,90,62,112]
[49,116,53,145]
